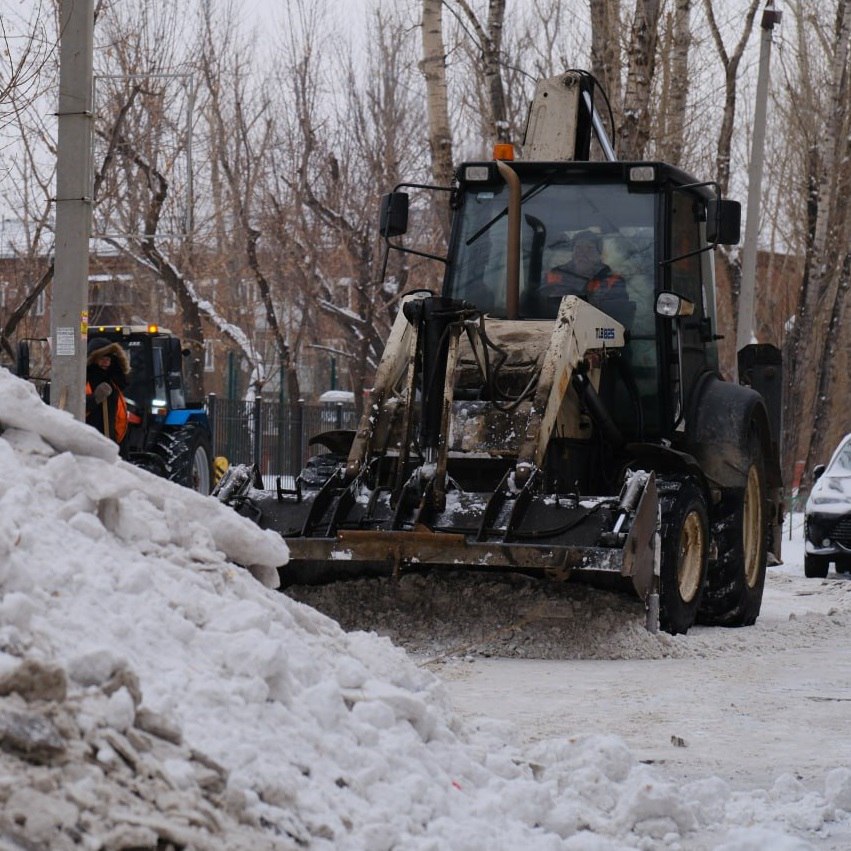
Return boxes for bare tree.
[263,1,429,411]
[702,0,761,197]
[0,2,57,366]
[0,1,54,137]
[784,0,851,475]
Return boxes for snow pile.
[0,367,847,849]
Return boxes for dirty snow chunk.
[203,630,293,705]
[0,658,67,702]
[335,657,369,690]
[68,649,124,687]
[205,599,273,634]
[104,687,136,732]
[612,766,698,835]
[299,679,350,731]
[67,510,107,540]
[4,788,79,842]
[713,826,814,850]
[826,767,851,810]
[681,775,731,825]
[0,709,66,762]
[0,426,56,459]
[163,757,197,790]
[0,592,40,630]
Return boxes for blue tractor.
[15,324,214,494]
[90,324,214,494]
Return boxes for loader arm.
[515,295,626,485]
[345,291,429,479]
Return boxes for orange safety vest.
[86,381,128,443]
[546,268,624,292]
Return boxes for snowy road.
[438,522,851,796]
[287,515,851,847]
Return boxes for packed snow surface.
[0,367,849,849]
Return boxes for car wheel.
[699,431,768,626]
[804,553,830,578]
[834,557,851,575]
[658,477,709,635]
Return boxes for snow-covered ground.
[2,366,850,849]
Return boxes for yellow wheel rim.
[678,509,705,603]
[742,464,764,588]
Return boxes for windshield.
[445,180,656,332]
[828,440,851,476]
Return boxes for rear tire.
[804,554,829,578]
[699,432,768,626]
[153,426,213,494]
[658,478,709,635]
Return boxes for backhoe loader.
[216,71,783,634]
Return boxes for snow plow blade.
[214,463,661,630]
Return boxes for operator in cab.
[537,229,634,326]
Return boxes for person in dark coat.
[85,337,131,444]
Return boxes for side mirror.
[813,463,826,483]
[706,199,741,245]
[379,192,409,238]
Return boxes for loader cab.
[439,160,737,441]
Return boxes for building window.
[204,339,214,372]
[0,281,7,309]
[34,289,45,316]
[163,287,177,315]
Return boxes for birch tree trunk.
[617,0,660,159]
[657,0,691,165]
[453,0,510,142]
[421,0,454,238]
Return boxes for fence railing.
[206,396,358,477]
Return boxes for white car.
[804,433,851,577]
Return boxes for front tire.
[658,478,709,635]
[699,432,768,626]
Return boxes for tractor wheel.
[699,432,768,626]
[153,426,213,494]
[804,554,829,579]
[658,478,709,635]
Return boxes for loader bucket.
[215,462,661,630]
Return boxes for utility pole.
[737,1,782,355]
[50,0,95,419]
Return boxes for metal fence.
[206,396,358,477]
